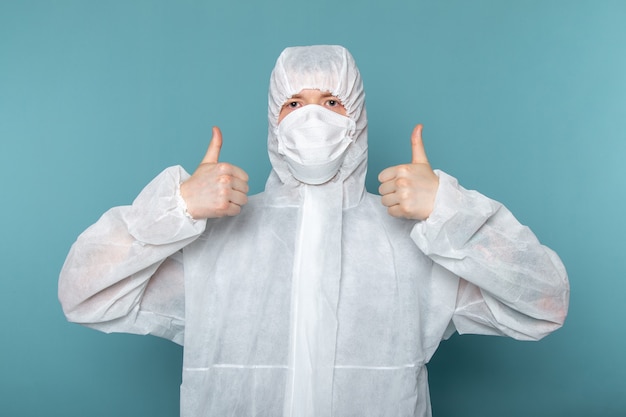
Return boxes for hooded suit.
[59,45,569,417]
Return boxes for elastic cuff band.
[175,182,196,222]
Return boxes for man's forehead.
[290,89,335,98]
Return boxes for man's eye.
[288,101,300,108]
[327,100,337,106]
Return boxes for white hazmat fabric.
[59,45,569,417]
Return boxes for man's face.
[278,89,347,124]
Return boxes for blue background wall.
[1,1,625,416]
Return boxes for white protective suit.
[59,45,569,417]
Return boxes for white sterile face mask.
[276,105,356,185]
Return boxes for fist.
[180,126,249,219]
[378,124,439,220]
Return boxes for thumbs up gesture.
[378,124,439,220]
[180,126,249,219]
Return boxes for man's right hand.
[180,126,249,219]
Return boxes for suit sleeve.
[58,166,207,345]
[411,170,570,341]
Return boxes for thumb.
[411,124,429,164]
[201,126,223,164]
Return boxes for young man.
[59,45,569,417]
